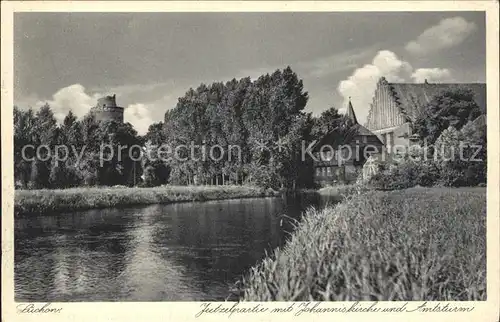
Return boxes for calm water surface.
[15,193,337,301]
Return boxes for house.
[365,77,486,150]
[312,99,384,186]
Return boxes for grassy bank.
[15,185,279,215]
[317,184,372,197]
[239,187,486,301]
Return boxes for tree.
[413,87,482,144]
[14,107,37,188]
[145,122,166,145]
[161,67,310,189]
[49,159,70,188]
[35,104,57,146]
[27,104,58,188]
[310,107,343,140]
[429,121,486,187]
[95,120,142,186]
[458,116,487,185]
[29,159,51,189]
[60,110,77,143]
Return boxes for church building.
[312,99,384,186]
[365,77,486,151]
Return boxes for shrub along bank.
[369,117,487,190]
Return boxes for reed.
[238,187,486,301]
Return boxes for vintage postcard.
[2,1,499,322]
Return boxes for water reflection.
[15,193,337,301]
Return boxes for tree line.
[15,67,348,190]
[144,67,346,189]
[14,105,141,189]
[15,67,484,190]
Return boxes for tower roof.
[97,94,118,109]
[345,97,358,124]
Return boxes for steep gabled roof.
[312,100,381,151]
[311,123,382,152]
[388,82,486,121]
[345,98,358,124]
[352,123,376,136]
[344,99,378,137]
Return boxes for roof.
[343,98,379,137]
[312,126,382,151]
[312,100,381,151]
[345,99,358,124]
[471,114,486,128]
[388,82,486,121]
[352,123,375,136]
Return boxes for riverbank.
[317,184,372,197]
[238,187,486,301]
[15,185,279,215]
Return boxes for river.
[14,193,338,301]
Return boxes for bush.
[247,166,282,190]
[369,157,440,190]
[433,124,486,187]
[369,121,486,190]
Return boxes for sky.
[14,12,486,134]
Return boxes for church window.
[342,148,350,160]
[323,150,334,161]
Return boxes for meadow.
[238,187,486,301]
[14,185,278,215]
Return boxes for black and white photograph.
[2,1,499,321]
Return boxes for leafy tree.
[459,117,487,185]
[29,159,51,189]
[62,110,77,131]
[35,104,57,146]
[310,107,343,140]
[141,165,158,187]
[145,122,166,145]
[160,67,310,188]
[49,159,70,188]
[95,120,142,186]
[14,107,37,188]
[414,87,482,144]
[25,104,58,188]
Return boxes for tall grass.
[15,185,278,215]
[238,187,486,301]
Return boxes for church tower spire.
[345,97,358,125]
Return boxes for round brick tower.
[91,94,124,123]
